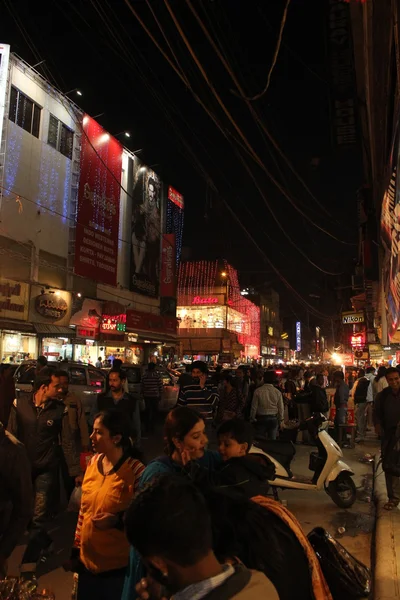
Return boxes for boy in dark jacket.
[215,419,275,498]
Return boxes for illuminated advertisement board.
[296,321,302,352]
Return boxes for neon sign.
[296,321,302,352]
[192,296,219,305]
[100,313,126,332]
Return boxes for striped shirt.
[177,383,219,419]
[141,371,163,398]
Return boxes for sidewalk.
[374,453,400,600]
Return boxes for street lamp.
[65,88,82,96]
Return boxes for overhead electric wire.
[7,0,339,319]
[185,0,354,243]
[149,0,344,274]
[240,0,291,102]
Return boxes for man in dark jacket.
[374,367,400,510]
[141,363,163,434]
[0,422,32,577]
[93,367,141,446]
[7,368,80,573]
[353,369,370,442]
[333,370,349,441]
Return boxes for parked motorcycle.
[249,413,356,508]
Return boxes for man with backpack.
[352,369,370,442]
[309,374,329,417]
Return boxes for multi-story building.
[0,45,180,365]
[177,260,260,363]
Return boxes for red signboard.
[74,115,123,286]
[168,186,184,209]
[160,234,176,297]
[126,309,177,336]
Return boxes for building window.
[9,86,41,138]
[47,114,74,159]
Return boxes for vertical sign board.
[130,160,162,297]
[296,321,302,352]
[381,122,400,340]
[160,234,176,297]
[74,115,123,286]
[327,0,357,147]
[0,44,10,150]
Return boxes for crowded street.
[1,0,400,598]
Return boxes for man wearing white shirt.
[250,372,284,440]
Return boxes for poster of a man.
[130,165,161,297]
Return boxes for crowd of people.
[0,358,399,598]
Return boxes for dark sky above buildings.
[1,0,363,329]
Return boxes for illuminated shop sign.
[296,321,301,352]
[192,296,219,305]
[100,313,126,333]
[168,186,184,209]
[350,334,365,348]
[342,312,364,324]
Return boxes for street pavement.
[6,425,379,599]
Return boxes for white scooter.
[249,413,356,508]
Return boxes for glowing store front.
[177,261,260,361]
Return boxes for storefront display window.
[1,331,37,362]
[74,340,99,365]
[41,337,72,361]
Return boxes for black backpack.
[354,377,369,402]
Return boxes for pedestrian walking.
[374,367,400,510]
[353,369,370,442]
[372,366,388,400]
[93,368,141,447]
[235,365,249,409]
[126,475,279,600]
[333,370,349,441]
[216,373,245,422]
[95,357,103,368]
[250,371,284,440]
[140,362,163,434]
[0,421,33,578]
[0,364,16,428]
[57,370,90,499]
[67,410,144,600]
[178,363,193,391]
[7,368,80,576]
[177,361,219,438]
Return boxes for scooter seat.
[253,437,296,473]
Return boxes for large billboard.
[74,115,123,286]
[381,123,399,339]
[130,161,162,297]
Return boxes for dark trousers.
[255,415,279,440]
[21,469,57,568]
[144,396,159,433]
[77,566,126,600]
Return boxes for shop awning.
[0,319,34,333]
[33,324,76,336]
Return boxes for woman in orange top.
[71,409,144,600]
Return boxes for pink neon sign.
[192,296,219,305]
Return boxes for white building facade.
[0,45,178,364]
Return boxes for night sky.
[1,0,363,332]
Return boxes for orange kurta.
[75,454,144,574]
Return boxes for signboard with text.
[296,321,301,352]
[160,234,175,297]
[29,286,71,326]
[126,309,177,336]
[342,312,364,324]
[0,278,29,321]
[74,115,122,286]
